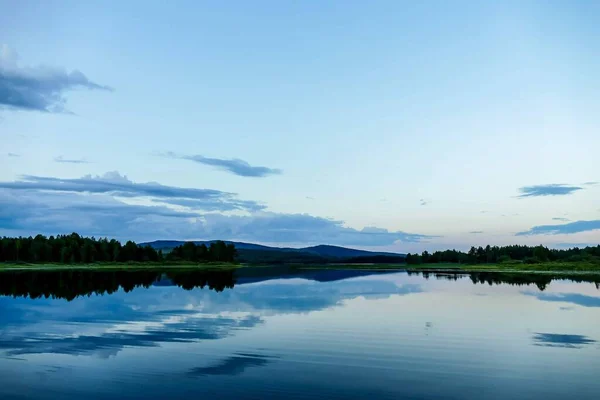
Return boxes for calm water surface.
[1,269,599,399]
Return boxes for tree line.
[0,233,236,264]
[167,241,236,262]
[405,244,600,265]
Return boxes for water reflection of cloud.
[224,281,422,314]
[187,353,277,377]
[0,276,421,359]
[523,292,600,308]
[532,333,597,349]
[0,315,262,358]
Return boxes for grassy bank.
[405,261,600,273]
[1,260,599,274]
[301,260,600,273]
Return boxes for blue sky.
[1,0,599,251]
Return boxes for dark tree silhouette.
[405,244,600,266]
[167,241,236,263]
[0,234,237,264]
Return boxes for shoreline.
[0,262,240,271]
[1,261,599,275]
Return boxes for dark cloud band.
[0,45,112,113]
[164,152,282,178]
[517,220,600,236]
[517,184,583,198]
[54,156,91,164]
[0,172,430,246]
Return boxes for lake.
[1,268,599,400]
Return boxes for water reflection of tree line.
[1,270,598,301]
[406,271,600,291]
[0,269,237,301]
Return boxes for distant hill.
[143,240,276,251]
[139,240,405,264]
[300,244,403,259]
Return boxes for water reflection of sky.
[1,271,599,400]
[0,273,421,359]
[523,292,600,308]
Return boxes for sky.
[1,0,599,252]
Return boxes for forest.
[0,233,237,264]
[405,244,600,265]
[1,233,598,268]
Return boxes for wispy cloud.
[582,181,598,186]
[469,231,484,234]
[0,172,431,246]
[516,220,600,236]
[200,214,433,246]
[517,184,583,198]
[149,197,261,212]
[0,44,112,113]
[164,152,282,178]
[554,243,599,249]
[54,156,90,164]
[0,172,265,212]
[7,153,20,157]
[551,217,570,222]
